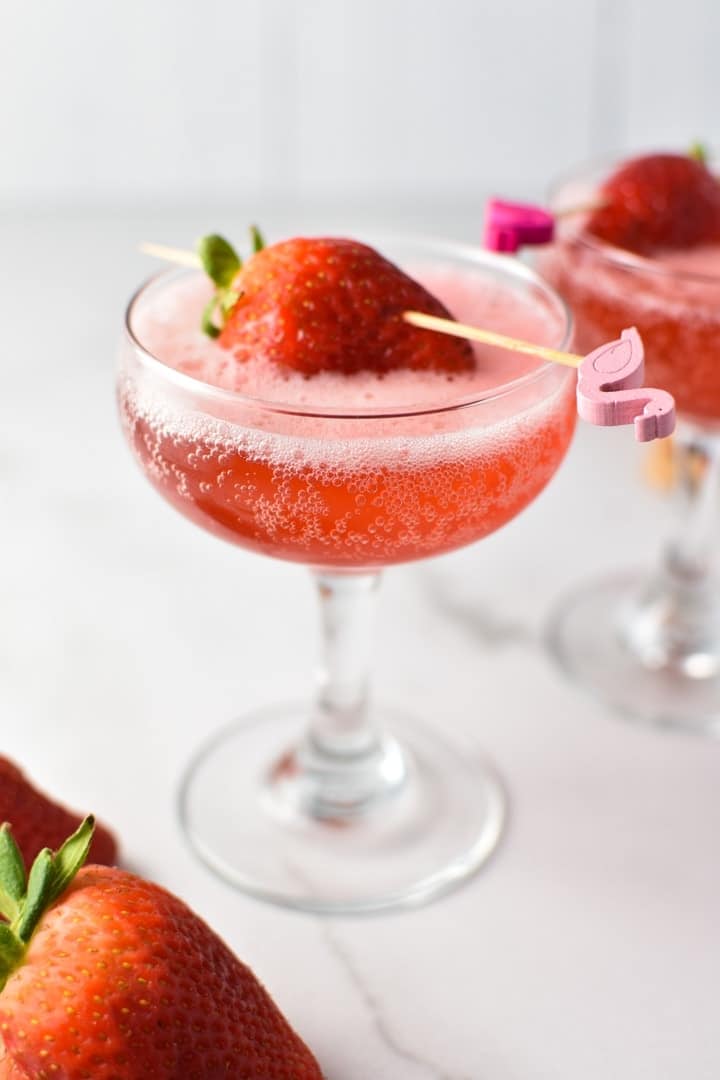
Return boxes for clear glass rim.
[549,153,720,286]
[123,234,573,421]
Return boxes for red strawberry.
[586,152,720,254]
[0,756,117,868]
[199,233,474,376]
[0,820,323,1079]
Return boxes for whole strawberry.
[0,821,322,1079]
[198,231,475,375]
[0,756,117,868]
[587,150,720,254]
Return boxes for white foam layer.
[131,266,564,410]
[120,344,572,467]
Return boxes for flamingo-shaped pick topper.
[577,328,676,442]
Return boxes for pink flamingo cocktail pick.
[403,313,676,443]
[578,327,676,442]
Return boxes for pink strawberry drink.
[120,257,576,569]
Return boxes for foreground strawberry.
[0,820,323,1079]
[199,231,475,375]
[586,150,720,254]
[0,756,117,869]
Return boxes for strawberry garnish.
[586,150,720,254]
[0,755,117,868]
[198,231,475,376]
[0,820,322,1079]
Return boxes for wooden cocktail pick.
[139,242,202,268]
[403,311,583,368]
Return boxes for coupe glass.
[540,162,720,733]
[118,236,575,913]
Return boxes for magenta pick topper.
[483,198,555,253]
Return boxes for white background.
[2,0,718,210]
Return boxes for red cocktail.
[540,156,720,732]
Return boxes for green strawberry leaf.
[201,296,222,339]
[16,849,53,943]
[250,224,265,253]
[197,234,242,289]
[0,923,24,990]
[689,141,708,165]
[0,824,26,922]
[220,288,240,316]
[197,229,261,337]
[46,816,95,907]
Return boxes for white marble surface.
[1,210,720,1079]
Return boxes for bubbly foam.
[120,381,574,565]
[131,266,565,410]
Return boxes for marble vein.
[322,924,472,1080]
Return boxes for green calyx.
[689,141,709,166]
[0,817,95,991]
[197,227,265,339]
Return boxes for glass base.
[546,571,720,735]
[178,705,506,915]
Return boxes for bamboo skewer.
[403,311,583,369]
[556,199,608,218]
[139,242,202,268]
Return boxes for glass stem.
[280,571,406,820]
[664,426,720,581]
[625,424,720,674]
[309,572,381,757]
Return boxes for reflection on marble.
[425,575,532,651]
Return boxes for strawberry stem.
[0,817,95,990]
[201,296,223,340]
